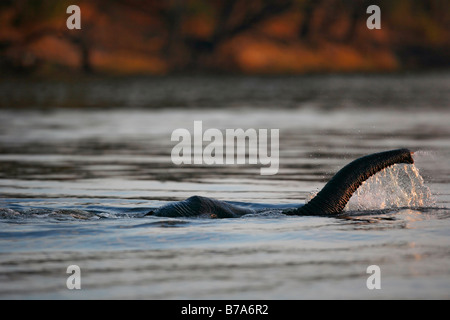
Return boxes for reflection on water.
[0,73,450,299]
[1,73,449,110]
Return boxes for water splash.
[345,164,435,211]
[305,163,435,212]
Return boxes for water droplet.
[345,164,435,211]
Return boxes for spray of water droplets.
[306,163,435,212]
[345,164,435,211]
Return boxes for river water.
[0,73,449,299]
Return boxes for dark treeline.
[0,0,448,75]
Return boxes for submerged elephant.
[147,149,414,218]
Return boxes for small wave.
[124,219,192,228]
[0,208,21,219]
[0,206,152,220]
[240,209,285,219]
[0,207,97,220]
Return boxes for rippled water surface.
[0,73,449,299]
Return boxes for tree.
[160,0,294,71]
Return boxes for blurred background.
[0,0,448,77]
